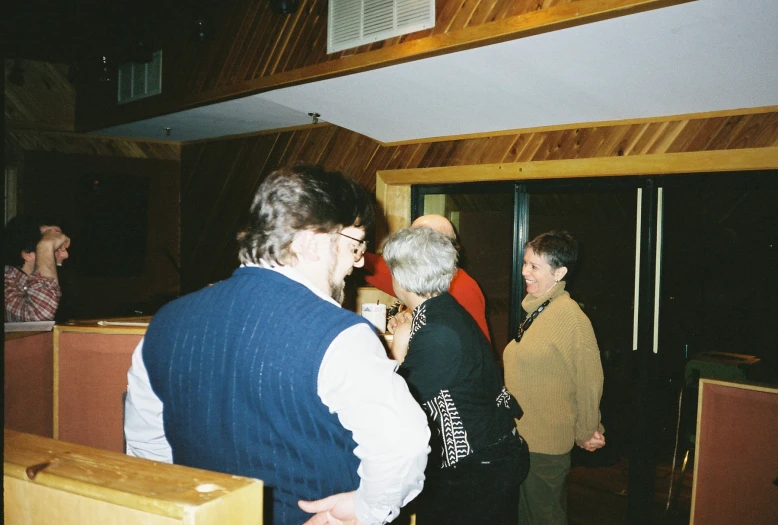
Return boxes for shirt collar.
[243,261,340,307]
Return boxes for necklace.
[514,298,551,343]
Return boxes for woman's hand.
[576,430,605,452]
[386,310,412,334]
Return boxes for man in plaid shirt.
[4,215,70,322]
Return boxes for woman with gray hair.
[383,226,529,525]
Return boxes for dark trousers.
[518,451,572,525]
[415,432,529,525]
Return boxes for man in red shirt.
[362,214,491,342]
[4,215,71,322]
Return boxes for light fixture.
[98,56,113,83]
[193,15,213,42]
[308,112,320,124]
[268,0,300,15]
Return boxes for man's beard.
[330,278,346,304]
[328,243,348,304]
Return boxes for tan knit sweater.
[503,282,604,455]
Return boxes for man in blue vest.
[124,164,430,525]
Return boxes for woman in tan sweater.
[503,230,605,525]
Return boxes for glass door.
[525,181,640,478]
[413,171,778,524]
[414,182,515,358]
[658,171,778,382]
[414,178,649,525]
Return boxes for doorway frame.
[375,147,778,239]
[374,145,778,524]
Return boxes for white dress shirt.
[124,263,429,524]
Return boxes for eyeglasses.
[338,232,368,260]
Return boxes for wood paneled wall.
[76,0,682,130]
[5,130,180,163]
[179,110,778,292]
[4,60,75,134]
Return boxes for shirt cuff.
[354,491,397,525]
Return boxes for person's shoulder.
[414,297,465,341]
[451,268,480,288]
[549,292,579,314]
[552,293,594,328]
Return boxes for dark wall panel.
[19,152,180,319]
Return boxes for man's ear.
[291,230,321,262]
[21,250,36,264]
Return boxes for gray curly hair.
[382,226,458,297]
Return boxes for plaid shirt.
[4,265,62,322]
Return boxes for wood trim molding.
[386,105,778,146]
[54,325,149,336]
[183,122,332,146]
[375,146,778,236]
[52,328,60,440]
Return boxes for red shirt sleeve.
[449,269,491,343]
[362,252,397,297]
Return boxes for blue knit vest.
[143,267,369,524]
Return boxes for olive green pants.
[518,451,571,525]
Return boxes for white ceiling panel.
[91,95,318,142]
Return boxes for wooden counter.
[6,314,394,455]
[4,319,151,453]
[4,331,54,438]
[53,320,148,452]
[4,429,263,524]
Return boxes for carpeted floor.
[568,453,694,525]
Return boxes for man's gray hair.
[383,226,458,297]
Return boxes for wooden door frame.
[375,146,778,240]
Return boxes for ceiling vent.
[328,0,435,54]
[117,50,163,105]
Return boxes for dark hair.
[525,230,578,276]
[3,214,57,267]
[238,164,374,266]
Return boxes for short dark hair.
[238,164,374,266]
[525,230,578,276]
[3,214,57,267]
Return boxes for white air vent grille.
[117,50,163,104]
[328,0,434,54]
